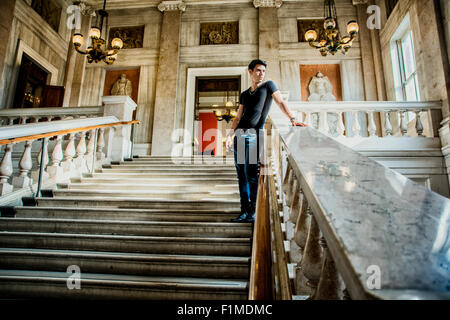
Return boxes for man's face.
[249,64,266,85]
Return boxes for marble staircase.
[0,156,252,300]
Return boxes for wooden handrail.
[0,120,139,145]
[249,170,272,300]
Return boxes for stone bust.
[111,74,132,97]
[307,72,336,102]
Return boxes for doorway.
[195,76,241,156]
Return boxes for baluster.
[96,128,106,163]
[294,199,310,253]
[319,112,328,135]
[305,112,311,127]
[85,129,96,172]
[20,116,28,124]
[32,138,49,182]
[415,110,424,137]
[74,131,88,175]
[12,140,33,188]
[288,183,301,224]
[384,111,393,137]
[60,133,76,181]
[314,237,340,300]
[367,111,377,137]
[337,111,346,138]
[352,111,361,137]
[400,110,408,136]
[284,167,294,207]
[300,213,322,298]
[8,117,15,126]
[47,135,64,182]
[0,144,14,195]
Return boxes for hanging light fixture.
[72,0,123,64]
[304,0,359,56]
[213,83,238,123]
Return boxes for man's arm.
[272,90,307,127]
[226,104,244,151]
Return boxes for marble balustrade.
[288,101,442,138]
[267,116,450,300]
[0,106,103,126]
[0,117,134,197]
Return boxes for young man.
[226,59,306,223]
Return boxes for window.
[396,31,420,102]
[391,14,420,103]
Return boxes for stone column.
[151,1,185,156]
[102,95,137,161]
[63,11,91,107]
[254,0,282,85]
[355,1,378,101]
[0,0,17,107]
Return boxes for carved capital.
[158,0,186,12]
[253,0,283,8]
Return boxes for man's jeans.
[233,130,263,216]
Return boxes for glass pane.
[404,77,418,101]
[401,32,416,79]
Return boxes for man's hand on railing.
[290,118,307,127]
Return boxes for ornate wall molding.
[158,1,186,12]
[253,0,283,8]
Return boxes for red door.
[198,112,218,155]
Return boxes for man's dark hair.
[248,59,267,71]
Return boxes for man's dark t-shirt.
[236,80,279,130]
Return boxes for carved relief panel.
[108,26,145,49]
[200,22,239,45]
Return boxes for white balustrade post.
[73,131,88,175]
[96,128,106,165]
[367,111,377,137]
[0,144,14,195]
[85,129,96,172]
[337,112,346,138]
[384,111,393,137]
[102,96,137,161]
[305,112,312,127]
[352,111,361,137]
[31,138,49,182]
[47,135,64,183]
[60,133,76,182]
[400,110,408,136]
[415,110,424,137]
[12,140,33,188]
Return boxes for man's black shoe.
[231,212,248,222]
[244,213,255,223]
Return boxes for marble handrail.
[0,106,103,126]
[269,116,450,300]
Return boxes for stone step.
[97,169,238,175]
[0,217,251,238]
[13,207,241,222]
[88,172,237,179]
[0,270,247,300]
[107,164,235,169]
[26,197,241,210]
[64,182,238,192]
[73,177,238,185]
[0,232,251,256]
[0,248,250,279]
[51,189,240,201]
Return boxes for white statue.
[111,74,132,97]
[307,72,339,136]
[307,72,336,102]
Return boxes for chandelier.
[72,0,123,64]
[304,0,359,56]
[213,108,238,123]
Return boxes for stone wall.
[0,0,71,109]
